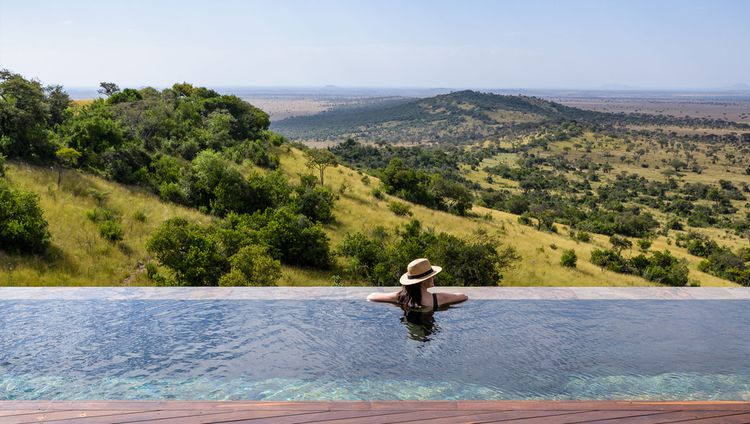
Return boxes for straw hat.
[399,258,442,285]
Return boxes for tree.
[0,70,56,160]
[304,148,338,186]
[55,147,81,187]
[146,217,228,286]
[97,82,120,97]
[609,234,632,255]
[57,100,125,160]
[219,245,281,286]
[0,181,51,253]
[45,85,72,126]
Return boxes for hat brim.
[399,266,442,285]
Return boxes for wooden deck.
[2,401,750,424]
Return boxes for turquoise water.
[1,300,749,400]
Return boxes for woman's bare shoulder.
[436,292,468,305]
[367,291,400,303]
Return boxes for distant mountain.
[272,90,602,144]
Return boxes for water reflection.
[400,309,440,342]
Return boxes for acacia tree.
[55,147,81,187]
[97,82,120,97]
[304,148,338,186]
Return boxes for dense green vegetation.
[338,220,518,286]
[1,71,526,287]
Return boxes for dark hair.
[397,284,422,310]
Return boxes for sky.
[1,0,748,89]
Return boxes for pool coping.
[0,286,749,300]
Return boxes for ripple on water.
[0,299,749,400]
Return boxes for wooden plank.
[5,409,151,424]
[453,401,750,412]
[302,409,527,424]
[120,409,335,424]
[679,412,750,424]
[221,409,415,424]
[34,408,295,424]
[581,410,750,424]
[0,409,64,417]
[397,409,602,423]
[520,410,691,424]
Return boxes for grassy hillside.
[3,150,737,287]
[275,147,734,287]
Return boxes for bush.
[590,248,629,273]
[371,187,384,199]
[98,220,124,242]
[575,231,592,242]
[255,207,332,268]
[637,238,652,252]
[560,249,577,268]
[219,245,281,286]
[388,200,413,216]
[293,184,336,223]
[338,220,519,286]
[591,247,688,286]
[147,217,228,286]
[0,181,51,253]
[133,210,147,223]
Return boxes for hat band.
[407,268,434,279]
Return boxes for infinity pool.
[1,299,749,400]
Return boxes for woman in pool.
[366,258,468,311]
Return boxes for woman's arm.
[367,291,400,303]
[437,292,468,306]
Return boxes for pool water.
[1,299,749,400]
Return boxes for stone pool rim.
[0,286,748,300]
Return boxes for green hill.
[272,90,595,144]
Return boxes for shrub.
[643,250,688,286]
[133,210,147,223]
[590,248,628,273]
[147,217,228,286]
[637,238,652,252]
[0,181,51,253]
[219,245,281,286]
[98,220,124,242]
[388,201,413,216]
[575,231,591,242]
[338,220,519,286]
[560,249,577,268]
[255,207,332,268]
[371,187,384,199]
[86,207,118,223]
[293,184,336,223]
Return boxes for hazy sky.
[1,0,748,89]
